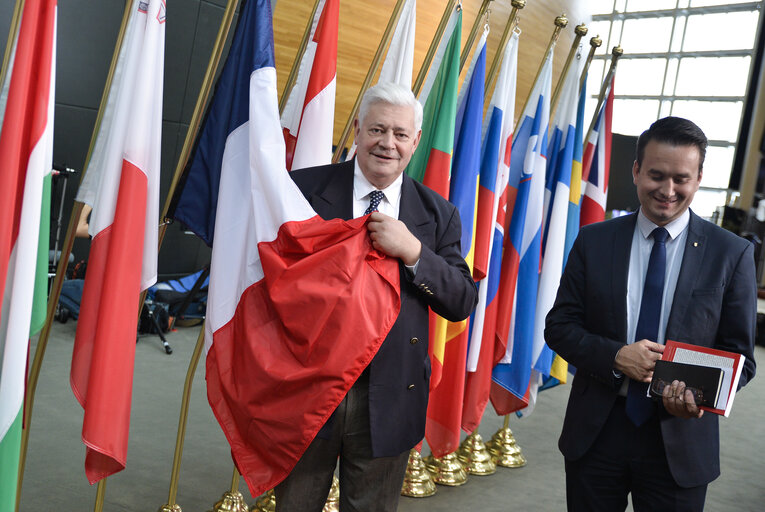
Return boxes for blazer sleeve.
[714,240,757,388]
[408,204,478,322]
[544,228,625,386]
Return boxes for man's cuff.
[404,259,420,277]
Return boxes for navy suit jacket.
[290,160,478,457]
[545,211,757,487]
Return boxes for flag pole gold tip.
[555,14,569,28]
[575,23,588,37]
[511,0,526,8]
[457,432,497,475]
[322,475,340,512]
[157,506,183,512]
[401,449,437,497]
[207,491,248,512]
[590,35,603,48]
[423,452,468,486]
[612,45,624,57]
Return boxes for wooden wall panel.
[273,0,592,146]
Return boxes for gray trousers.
[274,372,410,511]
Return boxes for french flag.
[490,49,553,415]
[281,0,338,171]
[171,0,400,496]
[461,30,518,432]
[71,0,164,483]
[581,75,614,227]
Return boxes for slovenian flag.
[490,48,553,415]
[170,0,401,496]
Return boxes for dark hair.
[635,116,707,174]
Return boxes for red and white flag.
[281,0,338,171]
[71,0,164,484]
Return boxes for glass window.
[605,20,624,53]
[625,0,680,12]
[670,100,743,141]
[591,0,618,15]
[612,99,661,135]
[702,145,735,188]
[589,20,613,55]
[674,56,751,96]
[689,0,753,6]
[670,15,686,52]
[683,12,759,51]
[691,188,728,219]
[663,57,680,95]
[614,58,667,95]
[585,60,606,100]
[660,100,673,117]
[619,17,675,53]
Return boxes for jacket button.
[410,337,418,344]
[407,384,415,390]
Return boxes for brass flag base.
[401,448,436,497]
[457,432,497,475]
[423,452,468,486]
[322,475,340,512]
[157,506,183,512]
[209,490,249,512]
[251,490,276,512]
[487,417,527,468]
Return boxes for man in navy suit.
[275,82,477,511]
[545,116,757,511]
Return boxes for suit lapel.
[666,211,706,339]
[398,175,434,239]
[611,213,636,341]
[311,160,354,221]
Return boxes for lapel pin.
[693,242,699,247]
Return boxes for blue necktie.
[626,226,669,426]
[364,190,384,215]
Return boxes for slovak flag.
[170,0,400,496]
[461,30,519,433]
[490,48,553,415]
[281,0,338,171]
[71,0,164,484]
[580,75,614,227]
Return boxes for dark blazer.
[290,160,478,457]
[545,210,757,488]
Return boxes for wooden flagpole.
[584,45,623,156]
[0,0,24,88]
[579,34,603,91]
[15,3,135,509]
[550,22,587,116]
[279,0,322,113]
[459,0,492,73]
[412,0,459,97]
[485,0,525,103]
[517,14,568,122]
[330,0,407,163]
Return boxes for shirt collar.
[353,158,403,210]
[637,208,690,241]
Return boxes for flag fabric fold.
[171,0,401,496]
[0,0,56,505]
[581,75,614,227]
[281,0,338,171]
[461,30,518,433]
[71,0,164,484]
[490,48,553,416]
[425,27,485,457]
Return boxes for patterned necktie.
[626,226,669,426]
[364,190,384,215]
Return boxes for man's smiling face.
[354,102,421,189]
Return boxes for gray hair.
[358,82,423,132]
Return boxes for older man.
[545,117,757,511]
[275,82,477,511]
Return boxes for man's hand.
[614,339,664,382]
[367,212,422,265]
[662,379,704,419]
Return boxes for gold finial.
[575,23,588,36]
[555,14,569,28]
[613,45,624,57]
[511,0,526,9]
[590,34,602,48]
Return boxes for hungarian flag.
[490,48,553,415]
[405,7,461,388]
[71,0,164,484]
[171,0,400,496]
[0,0,55,506]
[580,75,614,227]
[462,30,518,432]
[281,0,338,171]
[425,28,485,457]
